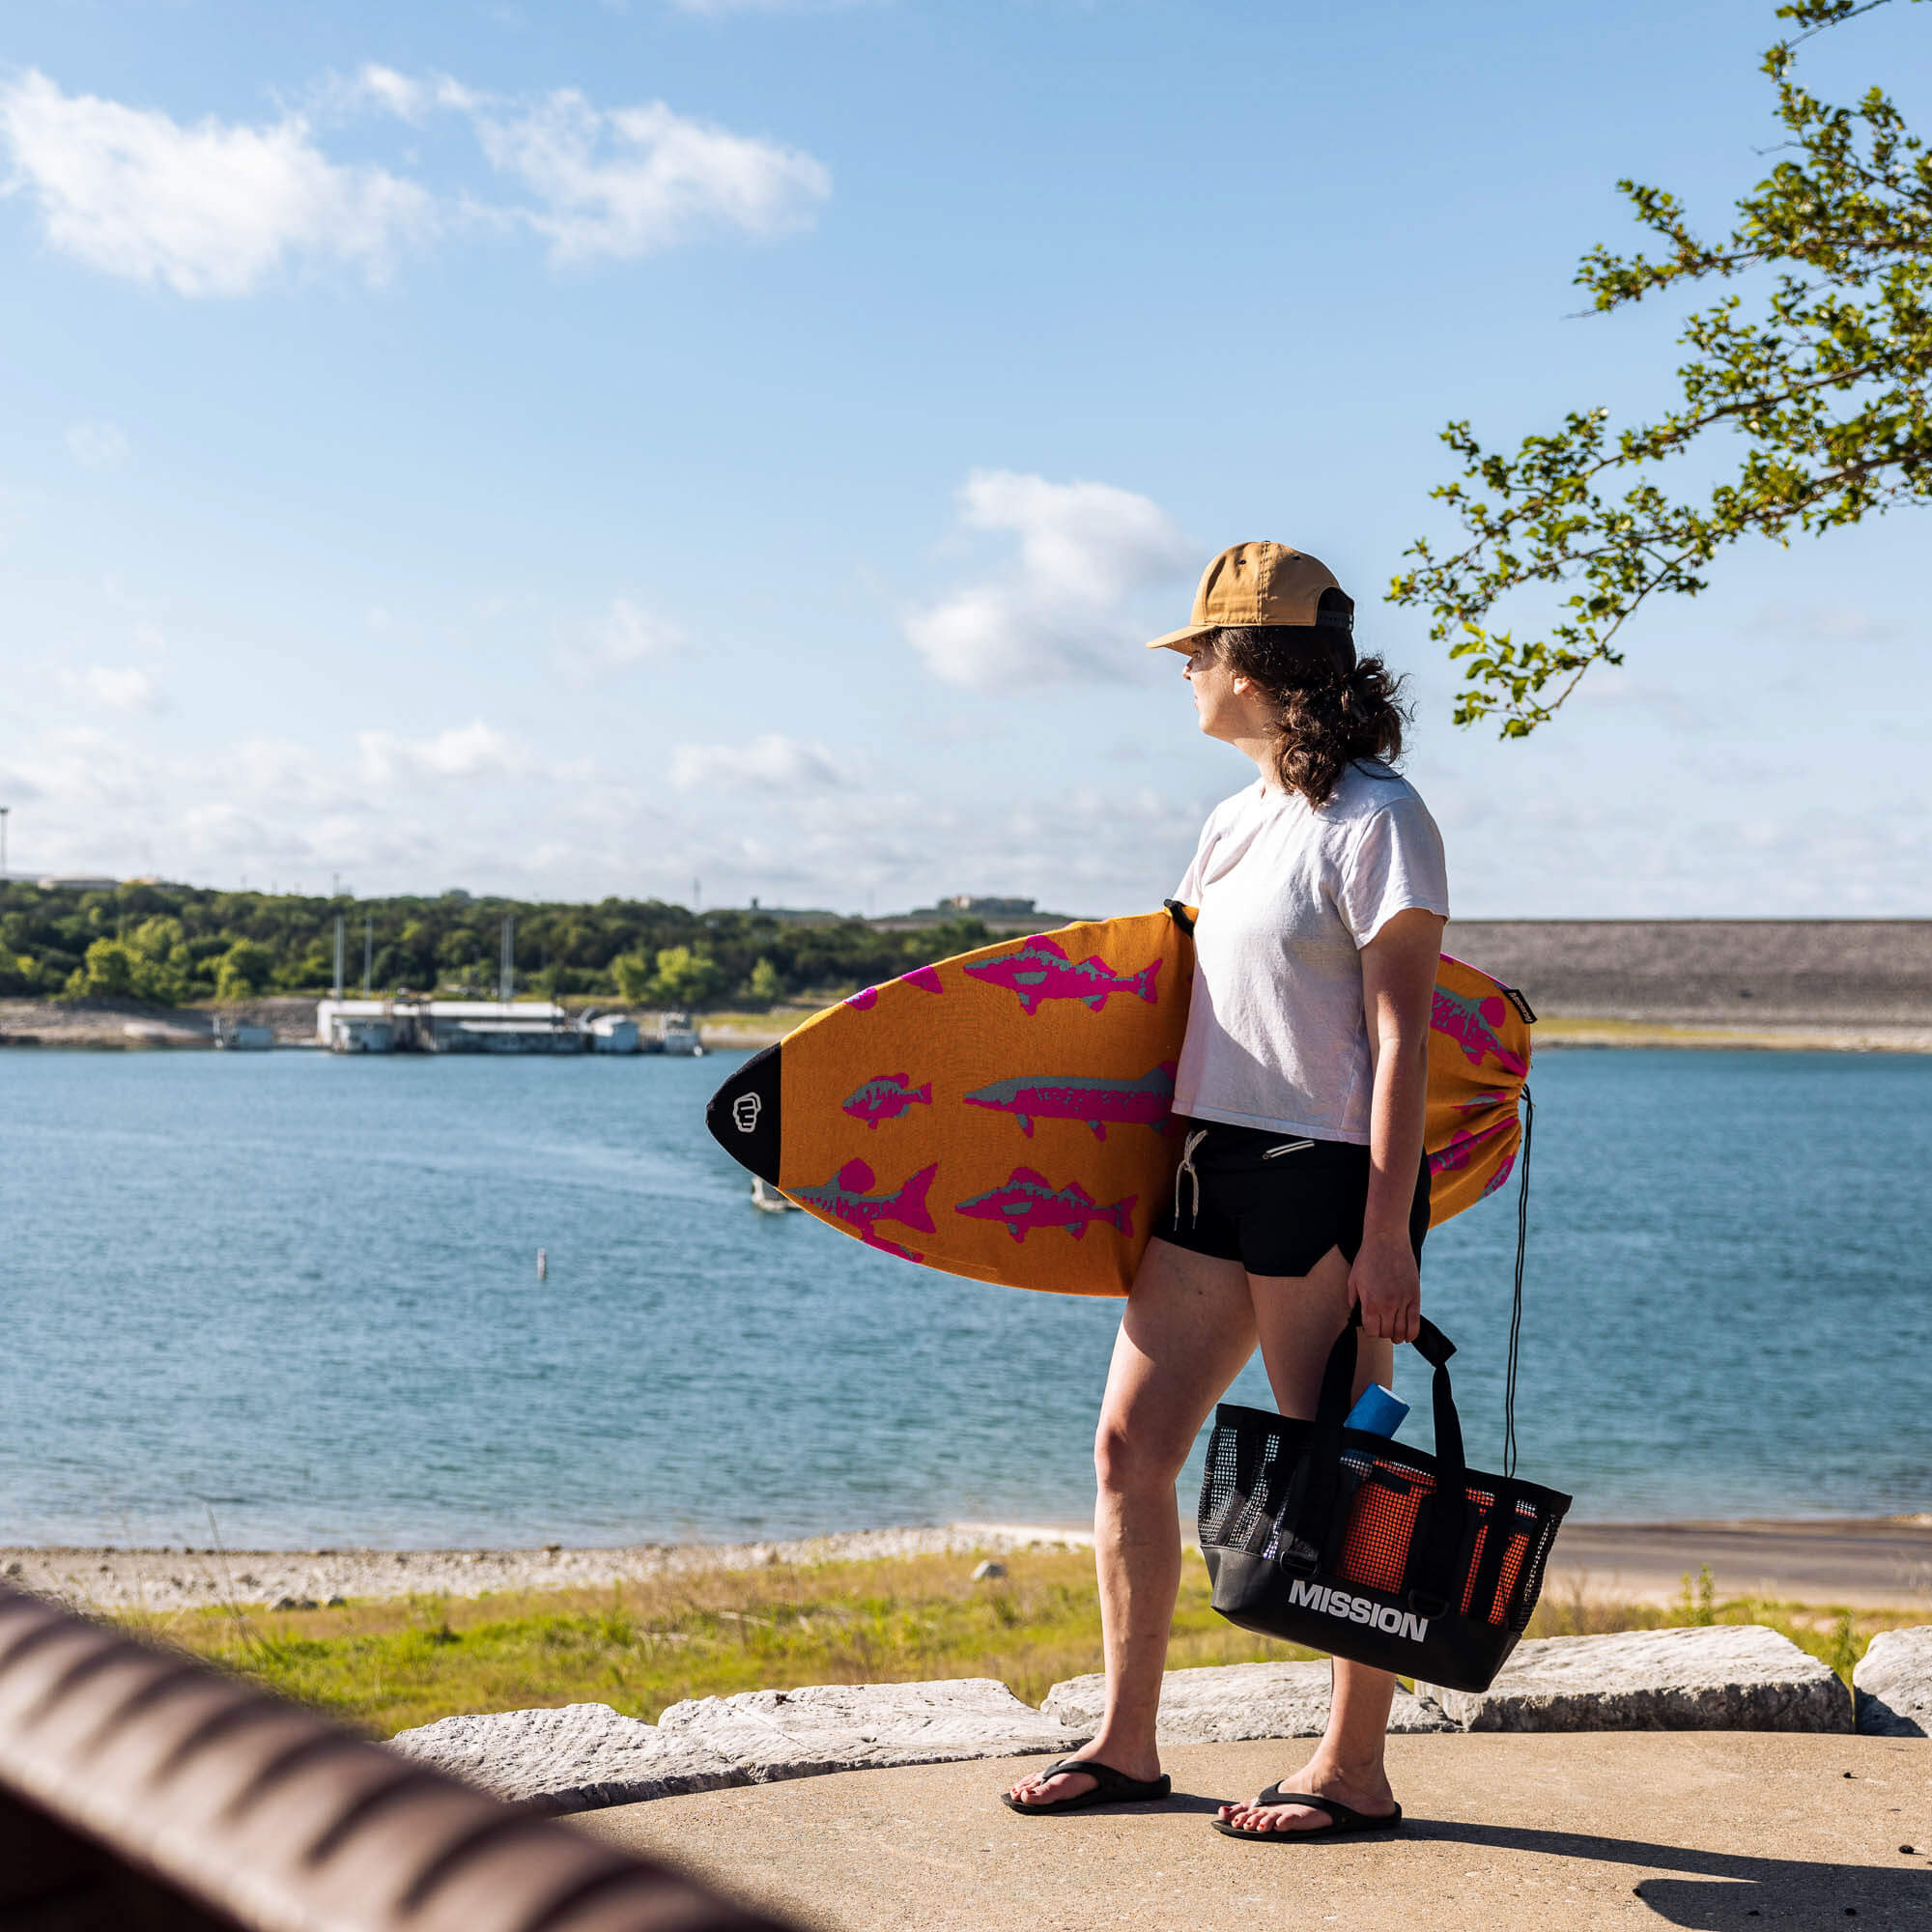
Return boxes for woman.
[1005,540,1447,1840]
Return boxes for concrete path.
[575,1732,1932,1931]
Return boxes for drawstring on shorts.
[1172,1128,1315,1229]
[1174,1128,1208,1228]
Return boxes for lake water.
[3,1045,1929,1548]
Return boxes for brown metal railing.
[0,1584,793,1932]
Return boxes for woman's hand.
[1350,1230,1422,1345]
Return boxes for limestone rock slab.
[1419,1626,1852,1733]
[656,1677,1086,1781]
[387,1701,745,1813]
[1041,1661,1453,1743]
[1854,1626,1932,1737]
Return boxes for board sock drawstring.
[1504,1084,1534,1479]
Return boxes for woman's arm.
[1351,907,1447,1345]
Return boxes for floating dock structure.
[313,999,650,1055]
[657,1009,703,1056]
[212,1017,274,1050]
[588,1013,640,1053]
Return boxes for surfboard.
[706,907,1532,1297]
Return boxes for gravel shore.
[9,1515,1932,1615]
[0,1522,1095,1614]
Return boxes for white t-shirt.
[1172,760,1449,1144]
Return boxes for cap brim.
[1145,623,1215,653]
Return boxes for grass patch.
[1526,1564,1921,1683]
[108,1552,1925,1740]
[109,1548,1320,1739]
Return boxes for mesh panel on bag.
[1459,1491,1563,1629]
[1337,1458,1431,1595]
[1202,1417,1295,1557]
[1504,1500,1562,1633]
[1493,1533,1531,1624]
[1228,1428,1283,1555]
[1459,1487,1496,1617]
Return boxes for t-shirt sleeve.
[1337,792,1450,947]
[1173,819,1213,904]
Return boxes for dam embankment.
[1441,919,1932,1031]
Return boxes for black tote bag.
[1197,1314,1570,1693]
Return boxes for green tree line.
[0,882,991,1010]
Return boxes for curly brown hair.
[1208,613,1410,808]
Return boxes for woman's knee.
[1093,1410,1188,1496]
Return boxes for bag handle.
[1280,1311,1470,1620]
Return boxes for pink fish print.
[954,1166,1136,1245]
[964,937,1161,1016]
[844,965,944,1010]
[842,1072,933,1129]
[963,1063,1176,1142]
[791,1158,937,1262]
[1431,985,1528,1077]
[1429,1116,1515,1176]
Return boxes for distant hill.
[0,880,999,1010]
[10,881,1918,1026]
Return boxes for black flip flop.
[1001,1756,1172,1815]
[1210,1784,1403,1841]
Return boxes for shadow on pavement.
[1406,1818,1926,1925]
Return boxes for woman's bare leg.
[1007,1236,1255,1806]
[1218,1245,1401,1833]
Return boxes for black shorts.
[1154,1119,1431,1278]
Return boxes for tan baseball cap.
[1146,541,1352,653]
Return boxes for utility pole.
[362,915,373,998]
[333,915,345,1000]
[693,876,701,913]
[499,914,514,1004]
[0,805,9,881]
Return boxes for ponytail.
[1208,623,1410,807]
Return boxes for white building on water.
[316,914,650,1055]
[313,999,644,1054]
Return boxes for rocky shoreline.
[8,1515,1931,1616]
[0,1522,1094,1614]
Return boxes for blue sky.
[2,0,1926,916]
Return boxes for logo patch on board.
[731,1094,762,1133]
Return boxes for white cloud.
[1752,601,1892,644]
[670,732,846,791]
[0,70,435,297]
[66,421,130,469]
[468,89,830,262]
[562,596,682,676]
[68,665,162,711]
[1569,668,1705,735]
[235,737,335,804]
[345,66,431,124]
[2,726,149,814]
[0,66,829,296]
[905,469,1195,689]
[357,720,526,783]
